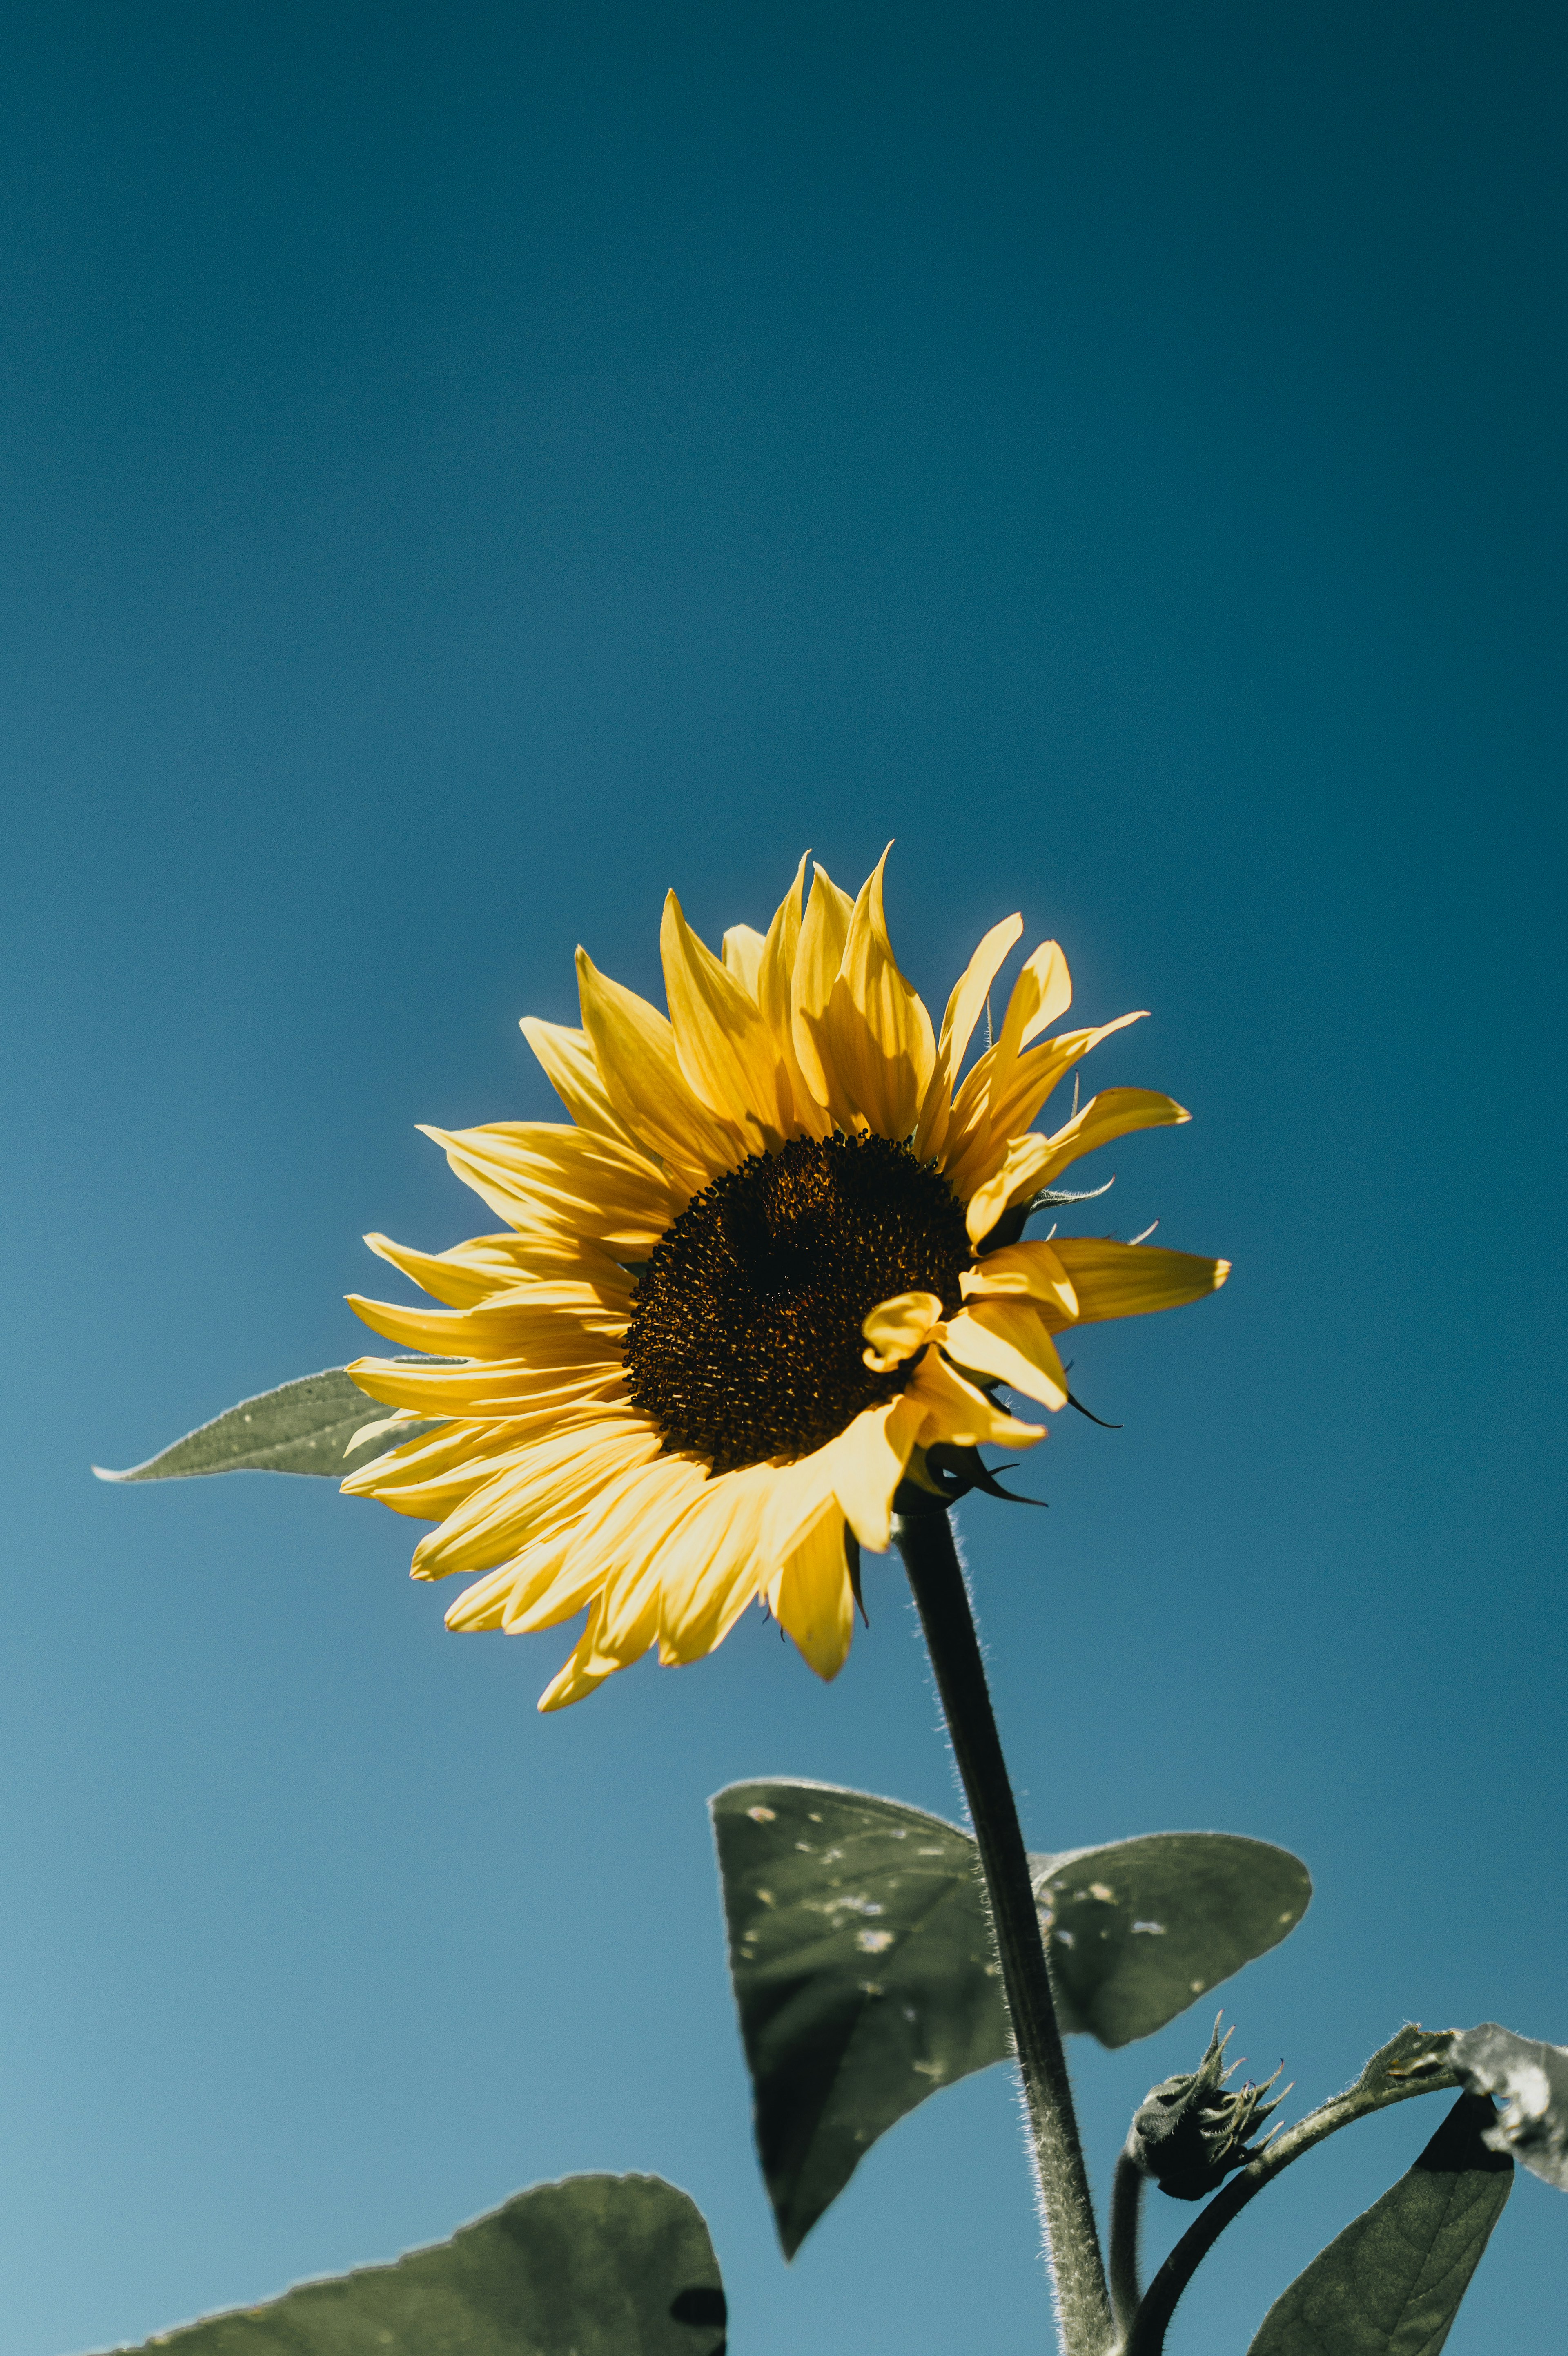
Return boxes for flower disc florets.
[625,1133,970,1474]
[343,848,1230,1707]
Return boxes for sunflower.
[342,852,1228,1709]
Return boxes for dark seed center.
[624,1132,969,1475]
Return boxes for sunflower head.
[342,849,1229,1709]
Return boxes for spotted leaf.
[713,1779,1310,2254]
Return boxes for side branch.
[1124,2046,1461,2356]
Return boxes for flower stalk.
[894,1498,1114,2356]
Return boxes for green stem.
[1108,2151,1145,2342]
[1123,2058,1461,2356]
[894,1502,1113,2356]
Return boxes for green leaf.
[1246,2095,1512,2355]
[92,1369,445,1482]
[107,2173,726,2354]
[712,1778,1311,2255]
[1451,2021,1568,2190]
[1037,1831,1312,2047]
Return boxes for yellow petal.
[444,1559,528,1632]
[790,863,857,1127]
[960,1240,1078,1320]
[363,1227,624,1306]
[903,1347,1046,1449]
[575,948,745,1187]
[661,890,788,1146]
[963,1088,1188,1245]
[826,848,936,1139]
[721,923,767,997]
[771,1506,855,1680]
[537,1598,618,1711]
[345,1277,630,1360]
[963,1132,1055,1246]
[656,1467,775,1662]
[1045,1239,1231,1328]
[519,1018,642,1151]
[409,1419,662,1580]
[510,1455,712,1633]
[1032,1087,1190,1187]
[1009,939,1074,1049]
[861,1289,945,1372]
[941,1302,1069,1410]
[758,854,831,1136]
[341,1415,537,1503]
[424,1119,684,1252]
[914,913,1023,1163]
[346,1354,626,1417]
[828,1391,928,1551]
[981,1012,1148,1159]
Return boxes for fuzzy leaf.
[1247,2095,1511,2355]
[93,1368,444,1482]
[107,2173,726,2354]
[1451,2021,1568,2189]
[712,1778,1310,2254]
[1036,1831,1312,2047]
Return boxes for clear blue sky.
[3,4,1564,2350]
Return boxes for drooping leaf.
[1246,2095,1512,2356]
[712,1778,1310,2254]
[93,1368,444,1482]
[713,1780,1002,2259]
[1036,1831,1312,2047]
[108,2173,726,2354]
[1451,2021,1568,2189]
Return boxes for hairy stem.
[894,1502,1113,2356]
[1123,2056,1461,2356]
[1108,2152,1145,2343]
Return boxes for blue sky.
[3,4,1564,2350]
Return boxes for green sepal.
[1246,2094,1511,2355]
[93,1367,449,1483]
[103,2173,726,2354]
[711,1778,1310,2255]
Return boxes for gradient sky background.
[3,4,1564,2351]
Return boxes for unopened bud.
[1126,2017,1286,2201]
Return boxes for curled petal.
[862,1289,945,1372]
[960,1240,1078,1320]
[942,1301,1070,1411]
[906,1347,1046,1449]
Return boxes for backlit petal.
[790,863,856,1127]
[827,848,936,1138]
[771,1506,856,1680]
[941,1301,1070,1410]
[915,912,1022,1163]
[576,948,745,1187]
[1045,1238,1230,1329]
[661,890,788,1146]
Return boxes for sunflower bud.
[1125,2018,1285,2201]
